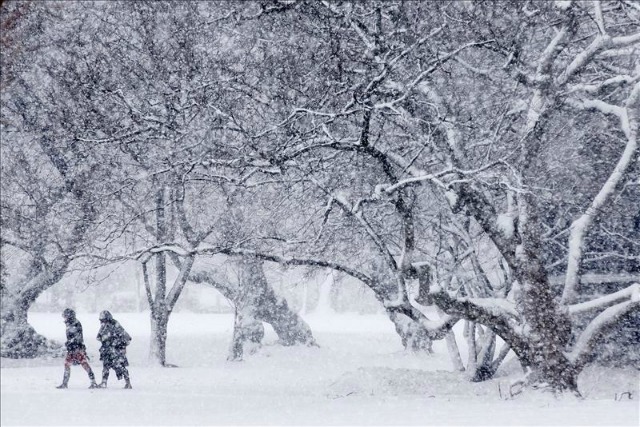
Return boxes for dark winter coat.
[97,312,131,371]
[64,318,86,352]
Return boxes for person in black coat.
[96,310,132,389]
[57,308,98,389]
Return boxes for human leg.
[56,365,70,388]
[99,364,110,388]
[56,354,73,388]
[77,352,98,388]
[123,368,132,389]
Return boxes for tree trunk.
[239,256,317,347]
[149,306,169,366]
[372,271,434,352]
[0,298,61,358]
[228,305,264,361]
[188,261,317,361]
[386,309,433,352]
[1,270,66,358]
[469,326,499,382]
[514,194,579,393]
[445,329,465,372]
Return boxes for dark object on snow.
[57,308,98,389]
[96,310,132,389]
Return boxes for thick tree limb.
[562,89,638,303]
[429,287,528,358]
[568,283,640,316]
[568,296,640,370]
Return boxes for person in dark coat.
[57,308,98,389]
[96,310,132,389]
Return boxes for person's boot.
[99,371,109,388]
[88,370,99,389]
[124,379,132,389]
[56,368,70,389]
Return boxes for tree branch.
[568,294,640,370]
[429,287,528,358]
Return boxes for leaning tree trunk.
[386,309,434,352]
[188,260,317,362]
[188,268,263,361]
[1,269,65,358]
[0,296,61,358]
[374,267,435,353]
[237,256,316,348]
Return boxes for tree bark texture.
[149,307,169,367]
[1,266,66,358]
[372,275,434,352]
[236,256,316,348]
[188,258,317,361]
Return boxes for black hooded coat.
[96,311,131,377]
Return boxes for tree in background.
[1,1,638,398]
[1,2,118,357]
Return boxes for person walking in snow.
[96,310,132,389]
[57,308,99,389]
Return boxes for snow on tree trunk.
[514,194,579,392]
[386,309,433,352]
[228,305,264,362]
[1,269,66,358]
[469,326,498,382]
[444,329,465,372]
[238,256,316,347]
[434,306,464,372]
[188,264,317,358]
[464,321,478,375]
[0,297,63,358]
[149,305,169,367]
[144,247,196,367]
[373,266,434,353]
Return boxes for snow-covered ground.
[1,311,638,426]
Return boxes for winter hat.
[62,308,76,320]
[99,310,113,322]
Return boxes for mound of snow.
[326,367,494,399]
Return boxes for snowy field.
[1,311,638,426]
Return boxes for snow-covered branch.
[429,287,526,351]
[568,283,640,316]
[568,74,639,95]
[362,26,445,98]
[562,87,638,303]
[381,161,503,195]
[379,168,452,194]
[135,241,374,289]
[165,254,195,310]
[211,247,374,286]
[594,1,606,35]
[330,191,398,272]
[374,39,495,111]
[568,290,640,369]
[417,314,460,341]
[536,21,573,80]
[557,24,639,87]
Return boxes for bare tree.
[367,1,640,393]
